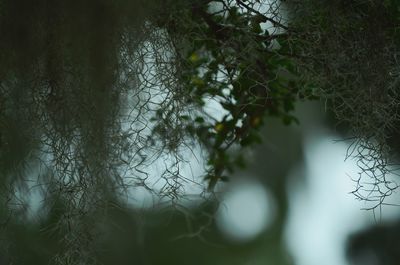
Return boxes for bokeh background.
[4,101,400,265]
[1,0,400,264]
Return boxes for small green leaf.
[195,116,205,123]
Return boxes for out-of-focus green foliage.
[347,219,400,265]
[0,0,305,263]
[1,0,400,263]
[1,112,303,265]
[286,0,400,210]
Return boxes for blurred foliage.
[1,112,302,265]
[347,220,400,265]
[0,0,305,263]
[2,202,293,265]
[285,0,400,210]
[1,0,400,263]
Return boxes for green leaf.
[195,116,205,123]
